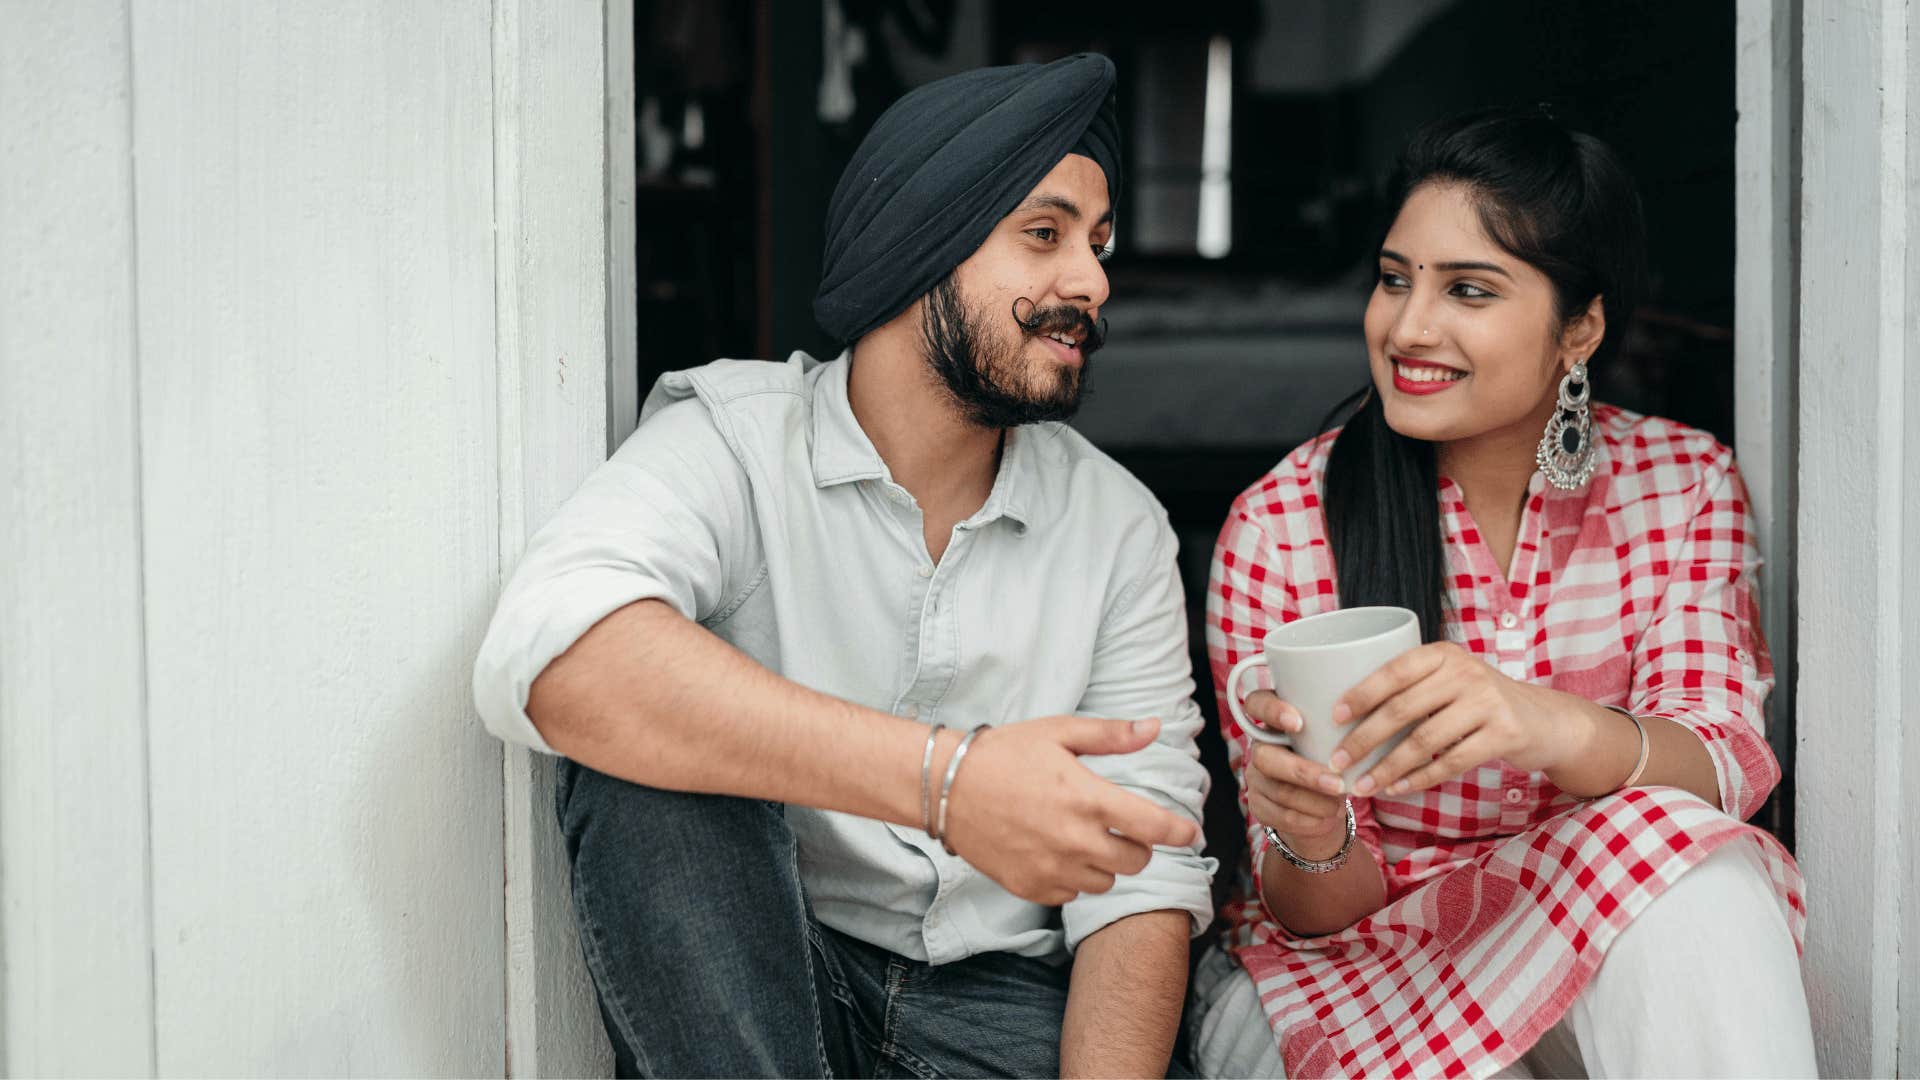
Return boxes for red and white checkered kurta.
[1206,405,1805,1079]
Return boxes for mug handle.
[1225,654,1290,745]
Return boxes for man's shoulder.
[640,352,824,420]
[1020,422,1172,542]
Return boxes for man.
[473,53,1214,1078]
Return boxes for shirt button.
[902,705,919,720]
[1504,788,1526,805]
[1499,612,1518,629]
[918,564,934,578]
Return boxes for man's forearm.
[529,597,941,827]
[1061,909,1191,1078]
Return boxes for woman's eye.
[1378,270,1409,290]
[1451,282,1496,299]
[1028,227,1056,243]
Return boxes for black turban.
[813,53,1121,344]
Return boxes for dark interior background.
[628,0,1777,911]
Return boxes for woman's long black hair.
[1321,108,1648,642]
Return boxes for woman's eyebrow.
[1378,249,1514,281]
[1434,260,1514,280]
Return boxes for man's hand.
[940,716,1199,905]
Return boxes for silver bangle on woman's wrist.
[1259,797,1357,875]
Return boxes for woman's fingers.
[1242,691,1302,734]
[1351,704,1480,796]
[1385,724,1499,796]
[1244,763,1346,820]
[1336,642,1453,724]
[1332,660,1458,774]
[1249,742,1344,795]
[1247,787,1343,838]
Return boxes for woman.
[1189,110,1815,1079]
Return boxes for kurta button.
[1504,788,1525,805]
[902,705,919,720]
[1499,612,1518,629]
[918,564,934,578]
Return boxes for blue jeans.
[556,760,1077,1078]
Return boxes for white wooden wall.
[1795,0,1918,1074]
[0,0,628,1073]
[1,2,156,1072]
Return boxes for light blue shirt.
[473,351,1216,961]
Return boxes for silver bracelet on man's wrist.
[934,724,990,854]
[1260,797,1357,874]
[919,722,949,839]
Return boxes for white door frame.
[1788,0,1916,1074]
[494,0,633,1075]
[1734,0,1797,817]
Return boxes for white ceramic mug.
[1225,606,1422,785]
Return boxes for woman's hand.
[1330,641,1582,798]
[1238,691,1350,860]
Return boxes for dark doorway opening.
[625,0,1766,913]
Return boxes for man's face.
[921,154,1113,428]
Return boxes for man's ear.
[1562,295,1607,369]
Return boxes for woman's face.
[1362,182,1595,445]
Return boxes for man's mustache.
[1010,297,1108,357]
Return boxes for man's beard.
[918,276,1105,428]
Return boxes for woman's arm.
[1209,501,1393,938]
[1240,693,1388,937]
[1327,455,1774,816]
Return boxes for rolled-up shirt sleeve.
[1627,453,1780,820]
[471,399,756,753]
[1063,518,1218,951]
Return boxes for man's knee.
[557,759,783,863]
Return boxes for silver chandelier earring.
[1536,361,1595,490]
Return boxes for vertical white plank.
[1795,0,1909,1075]
[494,0,616,1075]
[607,0,640,450]
[1903,4,1920,1072]
[129,3,505,1073]
[0,1,156,1073]
[1733,0,1796,764]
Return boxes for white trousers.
[1188,839,1817,1079]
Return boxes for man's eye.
[1095,243,1115,263]
[1028,227,1056,243]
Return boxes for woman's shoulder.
[1223,430,1340,542]
[1594,403,1742,501]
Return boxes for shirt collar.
[809,351,1034,534]
[809,351,890,486]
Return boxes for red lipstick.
[1390,355,1467,396]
